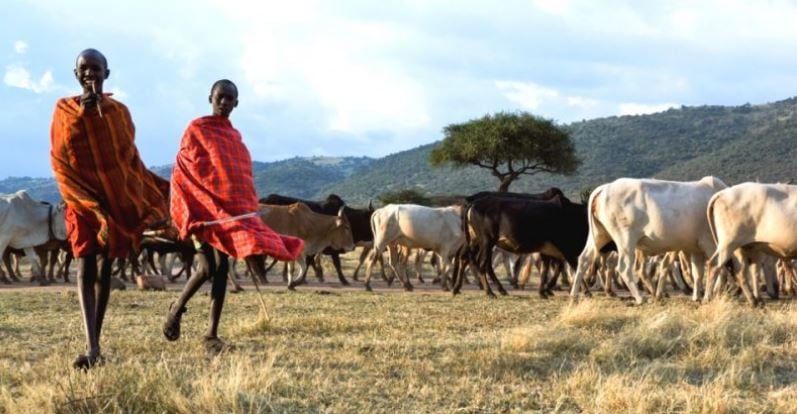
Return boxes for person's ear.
[73,68,80,82]
[208,94,213,104]
[234,98,239,108]
[104,68,110,80]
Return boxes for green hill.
[5,97,797,204]
[322,97,797,203]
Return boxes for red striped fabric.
[169,116,304,260]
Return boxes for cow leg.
[546,261,563,296]
[288,254,309,290]
[616,243,645,305]
[351,246,371,281]
[480,247,505,296]
[414,250,425,284]
[48,249,58,282]
[3,249,19,281]
[363,247,380,292]
[392,246,413,291]
[782,261,797,298]
[450,253,463,295]
[517,255,533,290]
[227,271,244,292]
[742,253,760,303]
[537,257,551,298]
[330,253,350,286]
[570,242,600,302]
[603,262,616,297]
[735,258,758,307]
[22,247,47,285]
[474,252,494,298]
[669,259,691,295]
[308,255,324,282]
[0,244,9,284]
[692,254,707,303]
[281,261,289,282]
[637,256,657,296]
[0,257,7,283]
[61,250,73,283]
[764,260,779,300]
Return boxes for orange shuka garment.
[50,95,168,258]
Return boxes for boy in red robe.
[51,49,169,369]
[164,79,303,352]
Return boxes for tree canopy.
[429,111,581,192]
[377,187,432,206]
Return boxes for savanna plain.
[2,253,797,413]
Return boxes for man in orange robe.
[164,79,303,352]
[50,49,169,369]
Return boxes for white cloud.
[3,65,54,94]
[566,96,600,109]
[532,0,569,17]
[13,40,28,54]
[495,81,560,110]
[217,0,430,135]
[618,102,678,116]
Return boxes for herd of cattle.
[3,176,797,307]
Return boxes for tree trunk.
[498,176,514,193]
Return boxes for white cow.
[571,176,727,304]
[364,204,464,292]
[706,183,797,306]
[0,191,67,282]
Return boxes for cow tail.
[460,203,472,260]
[706,195,718,244]
[586,186,605,251]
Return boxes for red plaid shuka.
[50,95,169,258]
[170,115,304,260]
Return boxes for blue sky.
[3,0,797,178]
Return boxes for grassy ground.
[2,257,797,413]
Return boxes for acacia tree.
[429,111,580,192]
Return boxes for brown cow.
[258,202,354,289]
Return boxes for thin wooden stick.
[90,81,103,118]
[198,211,261,227]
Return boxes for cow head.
[52,202,68,240]
[330,207,355,252]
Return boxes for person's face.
[209,83,238,118]
[73,52,109,93]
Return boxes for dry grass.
[3,274,797,413]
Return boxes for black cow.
[454,193,589,298]
[460,188,568,289]
[258,193,373,285]
[464,187,565,203]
